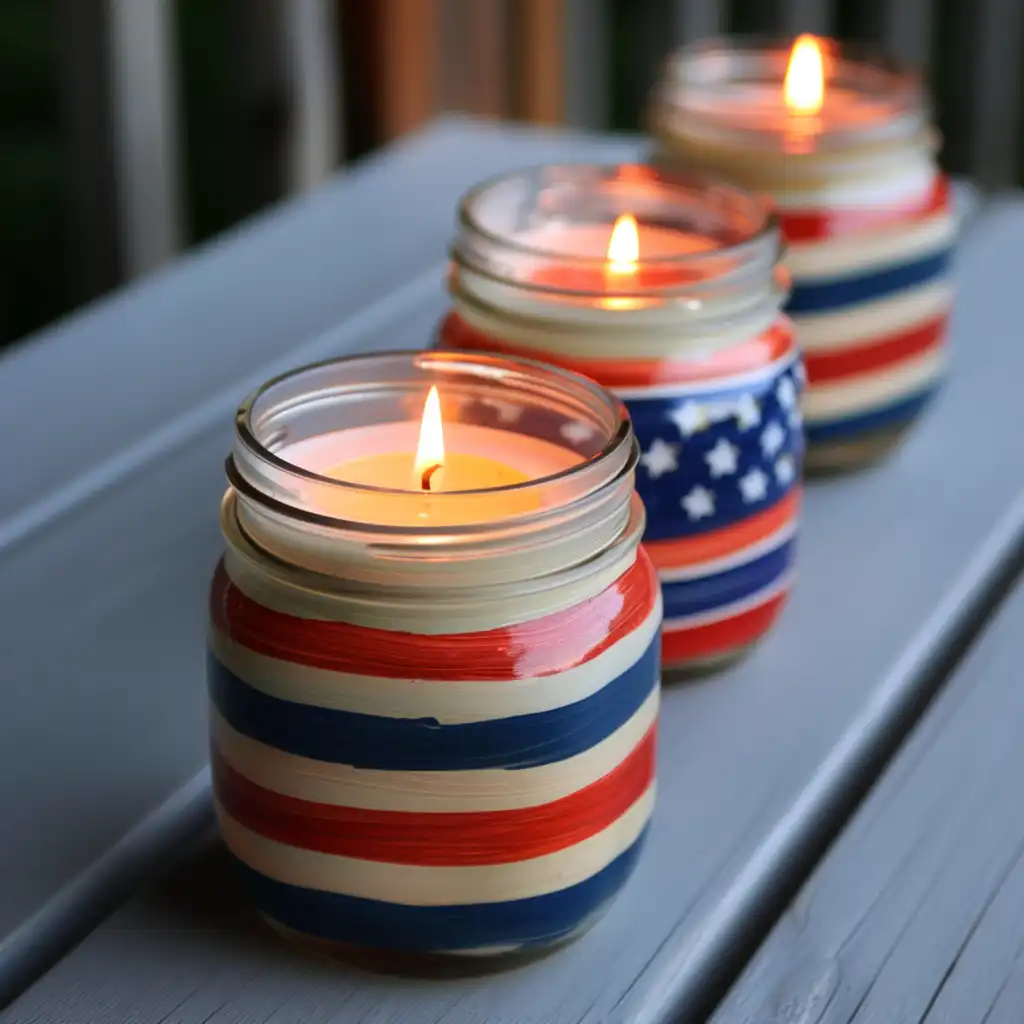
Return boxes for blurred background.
[1,0,1018,350]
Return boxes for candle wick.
[420,463,442,491]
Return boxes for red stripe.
[662,589,790,666]
[212,727,656,865]
[779,175,950,244]
[441,311,797,388]
[804,315,947,385]
[643,491,800,572]
[210,549,659,681]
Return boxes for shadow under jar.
[441,165,801,678]
[651,38,957,473]
[208,350,661,961]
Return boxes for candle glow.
[606,214,640,276]
[784,35,825,116]
[414,385,446,490]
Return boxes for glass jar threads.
[442,165,801,676]
[208,350,661,957]
[651,37,955,472]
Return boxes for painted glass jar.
[651,38,956,472]
[441,166,800,676]
[208,350,661,958]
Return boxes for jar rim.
[232,349,633,517]
[653,35,929,153]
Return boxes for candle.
[444,166,802,678]
[210,350,662,958]
[651,37,956,472]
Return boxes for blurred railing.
[36,0,1024,332]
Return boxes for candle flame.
[784,35,825,115]
[606,214,639,277]
[414,385,445,490]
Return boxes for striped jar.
[651,38,956,472]
[442,166,801,677]
[208,350,661,959]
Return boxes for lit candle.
[210,350,661,958]
[652,36,956,472]
[444,166,802,678]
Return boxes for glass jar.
[650,38,956,472]
[441,165,800,678]
[209,350,661,958]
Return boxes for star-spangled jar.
[441,166,801,676]
[209,350,661,959]
[650,38,956,472]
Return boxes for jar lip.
[233,349,633,506]
[455,162,781,270]
[654,34,928,152]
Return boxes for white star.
[761,420,786,459]
[483,398,521,423]
[681,485,716,521]
[788,405,803,430]
[734,393,761,431]
[561,421,594,445]
[794,361,808,387]
[739,467,770,504]
[777,376,797,411]
[705,438,739,478]
[669,400,706,437]
[640,438,679,480]
[775,454,796,487]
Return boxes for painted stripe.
[643,491,801,573]
[231,828,648,952]
[211,688,660,812]
[217,785,654,904]
[805,387,939,443]
[213,726,655,866]
[804,314,947,385]
[804,347,945,422]
[661,539,795,622]
[443,311,797,391]
[211,555,657,681]
[662,587,790,664]
[779,174,949,243]
[209,602,660,725]
[786,250,951,315]
[786,209,955,281]
[657,518,797,584]
[794,279,952,352]
[208,632,660,771]
[663,569,794,631]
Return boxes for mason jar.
[208,349,661,958]
[442,165,801,677]
[651,37,955,472]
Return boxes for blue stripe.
[232,827,648,952]
[208,633,660,771]
[661,538,795,621]
[787,250,951,314]
[805,386,940,443]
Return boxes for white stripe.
[215,784,655,905]
[209,601,660,724]
[211,687,659,812]
[803,348,946,423]
[657,519,798,584]
[792,280,952,352]
[769,159,936,210]
[613,347,799,402]
[662,571,794,632]
[787,210,955,281]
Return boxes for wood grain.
[515,0,565,124]
[712,574,1024,1024]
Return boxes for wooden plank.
[711,572,1024,1024]
[0,132,1018,1024]
[107,0,184,276]
[563,0,610,128]
[53,0,122,302]
[375,0,442,140]
[0,121,647,1008]
[442,0,509,119]
[515,0,565,124]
